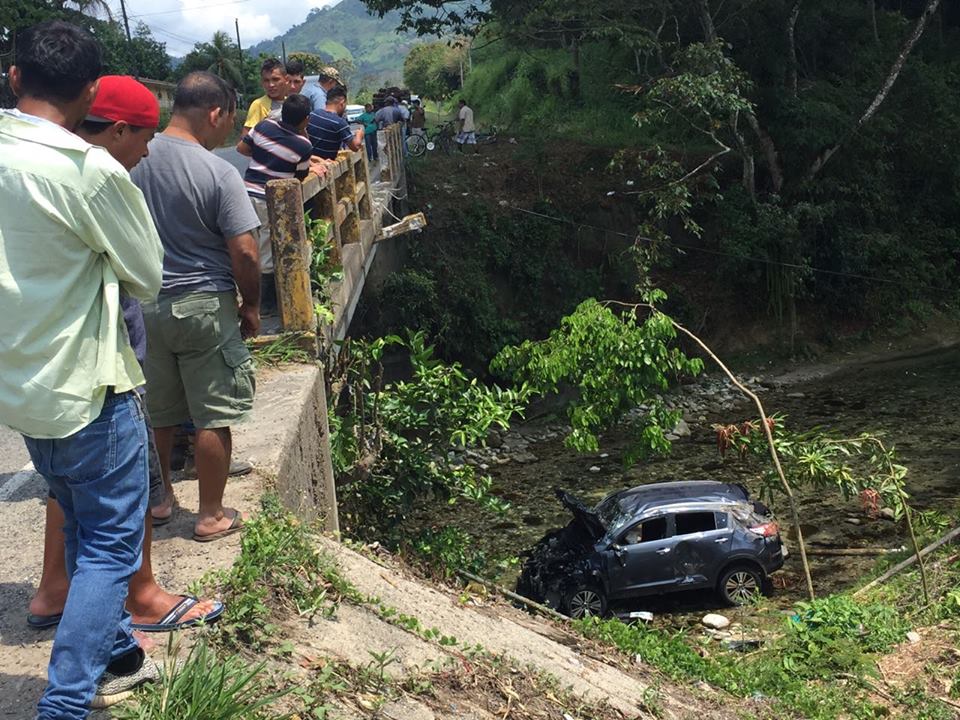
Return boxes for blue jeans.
[24,391,148,719]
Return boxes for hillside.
[248,0,414,86]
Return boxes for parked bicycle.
[406,121,455,157]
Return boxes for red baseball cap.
[87,75,160,129]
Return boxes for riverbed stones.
[879,507,896,521]
[701,613,731,630]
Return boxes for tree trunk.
[731,112,756,200]
[746,111,785,194]
[787,1,802,97]
[698,0,717,43]
[806,0,942,184]
[868,0,879,43]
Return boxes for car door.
[603,515,679,599]
[669,510,734,589]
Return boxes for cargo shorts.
[142,291,256,429]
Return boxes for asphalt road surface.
[214,145,248,175]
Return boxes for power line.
[129,0,251,19]
[508,206,950,292]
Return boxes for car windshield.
[595,494,630,536]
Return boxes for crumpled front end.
[516,521,601,611]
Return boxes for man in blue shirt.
[306,86,363,160]
[300,66,342,114]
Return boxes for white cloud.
[122,0,339,56]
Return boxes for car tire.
[565,586,607,619]
[717,564,765,606]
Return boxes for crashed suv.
[516,481,785,618]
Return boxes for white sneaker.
[90,657,160,709]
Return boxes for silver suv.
[516,481,786,618]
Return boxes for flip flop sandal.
[27,612,62,629]
[131,595,225,633]
[151,512,173,528]
[192,511,244,543]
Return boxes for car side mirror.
[610,543,626,567]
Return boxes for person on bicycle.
[456,98,477,154]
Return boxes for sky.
[109,0,340,56]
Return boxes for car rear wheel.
[565,586,607,619]
[718,565,764,606]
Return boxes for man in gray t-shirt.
[131,71,260,544]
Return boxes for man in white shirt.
[456,98,477,154]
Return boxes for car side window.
[715,511,729,529]
[674,511,717,536]
[623,516,668,544]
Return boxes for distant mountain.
[248,0,415,86]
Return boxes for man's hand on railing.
[308,158,328,178]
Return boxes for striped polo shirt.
[241,118,313,198]
[306,109,353,160]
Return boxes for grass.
[247,333,313,366]
[113,635,289,720]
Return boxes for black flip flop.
[27,612,62,629]
[192,511,244,543]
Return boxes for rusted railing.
[264,123,406,348]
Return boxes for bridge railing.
[263,123,406,349]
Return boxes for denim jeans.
[24,390,148,719]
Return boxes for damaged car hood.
[554,488,606,541]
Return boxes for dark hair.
[282,93,311,126]
[326,86,347,104]
[458,98,466,105]
[78,119,151,135]
[261,58,284,75]
[173,71,234,114]
[15,21,102,103]
[285,59,305,76]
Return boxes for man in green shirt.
[0,21,164,718]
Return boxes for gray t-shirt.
[131,134,260,296]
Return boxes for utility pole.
[118,0,139,77]
[235,18,244,94]
[119,0,133,44]
[281,41,287,64]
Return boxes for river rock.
[702,613,730,630]
[845,517,861,526]
[672,419,691,438]
[589,465,601,473]
[906,631,921,644]
[879,507,896,521]
[786,392,806,399]
[513,451,539,464]
[486,429,503,448]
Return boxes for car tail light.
[749,522,779,537]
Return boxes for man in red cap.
[27,75,225,644]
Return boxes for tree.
[177,31,244,90]
[329,56,357,88]
[288,51,324,74]
[403,41,461,99]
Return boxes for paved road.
[214,146,248,175]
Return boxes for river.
[423,345,960,611]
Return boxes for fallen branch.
[806,547,903,557]
[457,569,569,624]
[854,525,960,597]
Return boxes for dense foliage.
[1,4,171,82]
[365,0,960,342]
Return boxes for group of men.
[0,20,266,719]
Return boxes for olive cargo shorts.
[142,291,256,429]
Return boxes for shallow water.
[421,346,960,610]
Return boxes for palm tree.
[59,0,113,20]
[205,30,244,90]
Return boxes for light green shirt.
[0,110,163,439]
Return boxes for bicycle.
[425,122,456,156]
[475,125,499,145]
[405,129,427,157]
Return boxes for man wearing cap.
[28,75,225,644]
[375,96,402,129]
[0,21,164,717]
[131,71,260,545]
[301,65,342,114]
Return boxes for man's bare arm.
[236,139,252,156]
[226,231,261,338]
[347,128,364,152]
